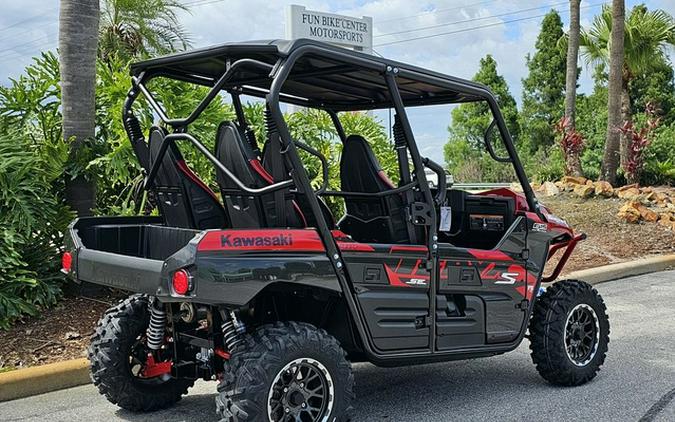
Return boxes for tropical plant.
[600,0,626,185]
[99,0,191,62]
[0,128,73,329]
[563,0,583,176]
[59,0,100,216]
[617,102,661,184]
[580,3,675,178]
[555,116,585,176]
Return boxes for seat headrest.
[341,135,395,190]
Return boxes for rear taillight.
[172,269,192,295]
[61,252,72,273]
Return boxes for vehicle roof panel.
[130,39,490,110]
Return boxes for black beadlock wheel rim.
[268,358,334,422]
[564,303,600,366]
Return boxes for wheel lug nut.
[285,408,290,413]
[302,403,306,408]
[300,383,304,388]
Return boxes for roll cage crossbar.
[124,40,538,216]
[122,38,543,363]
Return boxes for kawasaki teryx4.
[64,39,609,421]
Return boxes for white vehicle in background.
[425,167,454,188]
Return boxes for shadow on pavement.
[113,352,550,422]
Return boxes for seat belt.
[393,115,418,244]
[263,106,288,228]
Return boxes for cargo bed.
[65,216,200,294]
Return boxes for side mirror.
[484,120,512,163]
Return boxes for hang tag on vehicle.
[439,206,452,232]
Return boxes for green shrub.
[0,130,72,329]
[522,146,566,183]
[444,138,516,183]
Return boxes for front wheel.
[529,279,610,386]
[216,321,354,421]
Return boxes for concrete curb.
[565,254,675,285]
[1,255,674,402]
[0,358,90,402]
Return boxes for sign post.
[286,4,373,54]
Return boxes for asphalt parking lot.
[1,271,674,422]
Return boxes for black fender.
[157,230,342,306]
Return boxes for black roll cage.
[122,40,542,362]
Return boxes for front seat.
[147,127,229,230]
[339,135,416,244]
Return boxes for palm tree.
[99,0,191,62]
[580,4,675,179]
[59,0,100,216]
[600,0,625,185]
[564,0,583,176]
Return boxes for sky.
[0,0,673,163]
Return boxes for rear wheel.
[88,294,194,411]
[216,321,354,421]
[529,279,610,386]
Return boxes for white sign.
[286,5,373,52]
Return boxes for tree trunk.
[600,0,625,186]
[619,74,632,171]
[564,0,583,177]
[59,0,100,216]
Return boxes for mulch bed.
[543,194,675,274]
[1,193,673,371]
[0,292,124,370]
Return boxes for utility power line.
[376,1,569,38]
[378,1,499,24]
[375,2,606,47]
[0,34,51,56]
[0,21,57,44]
[0,40,55,62]
[0,8,56,34]
[182,0,226,7]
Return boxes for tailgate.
[75,248,163,294]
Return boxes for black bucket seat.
[339,134,417,244]
[214,121,308,228]
[147,127,229,230]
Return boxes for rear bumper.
[75,248,164,294]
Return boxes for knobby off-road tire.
[529,279,610,386]
[88,294,194,411]
[216,321,354,421]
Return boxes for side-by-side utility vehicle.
[63,39,610,421]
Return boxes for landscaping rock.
[638,205,659,223]
[617,187,641,200]
[617,201,641,223]
[562,176,587,185]
[573,183,594,198]
[538,181,560,197]
[593,181,614,197]
[616,183,639,192]
[509,182,523,193]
